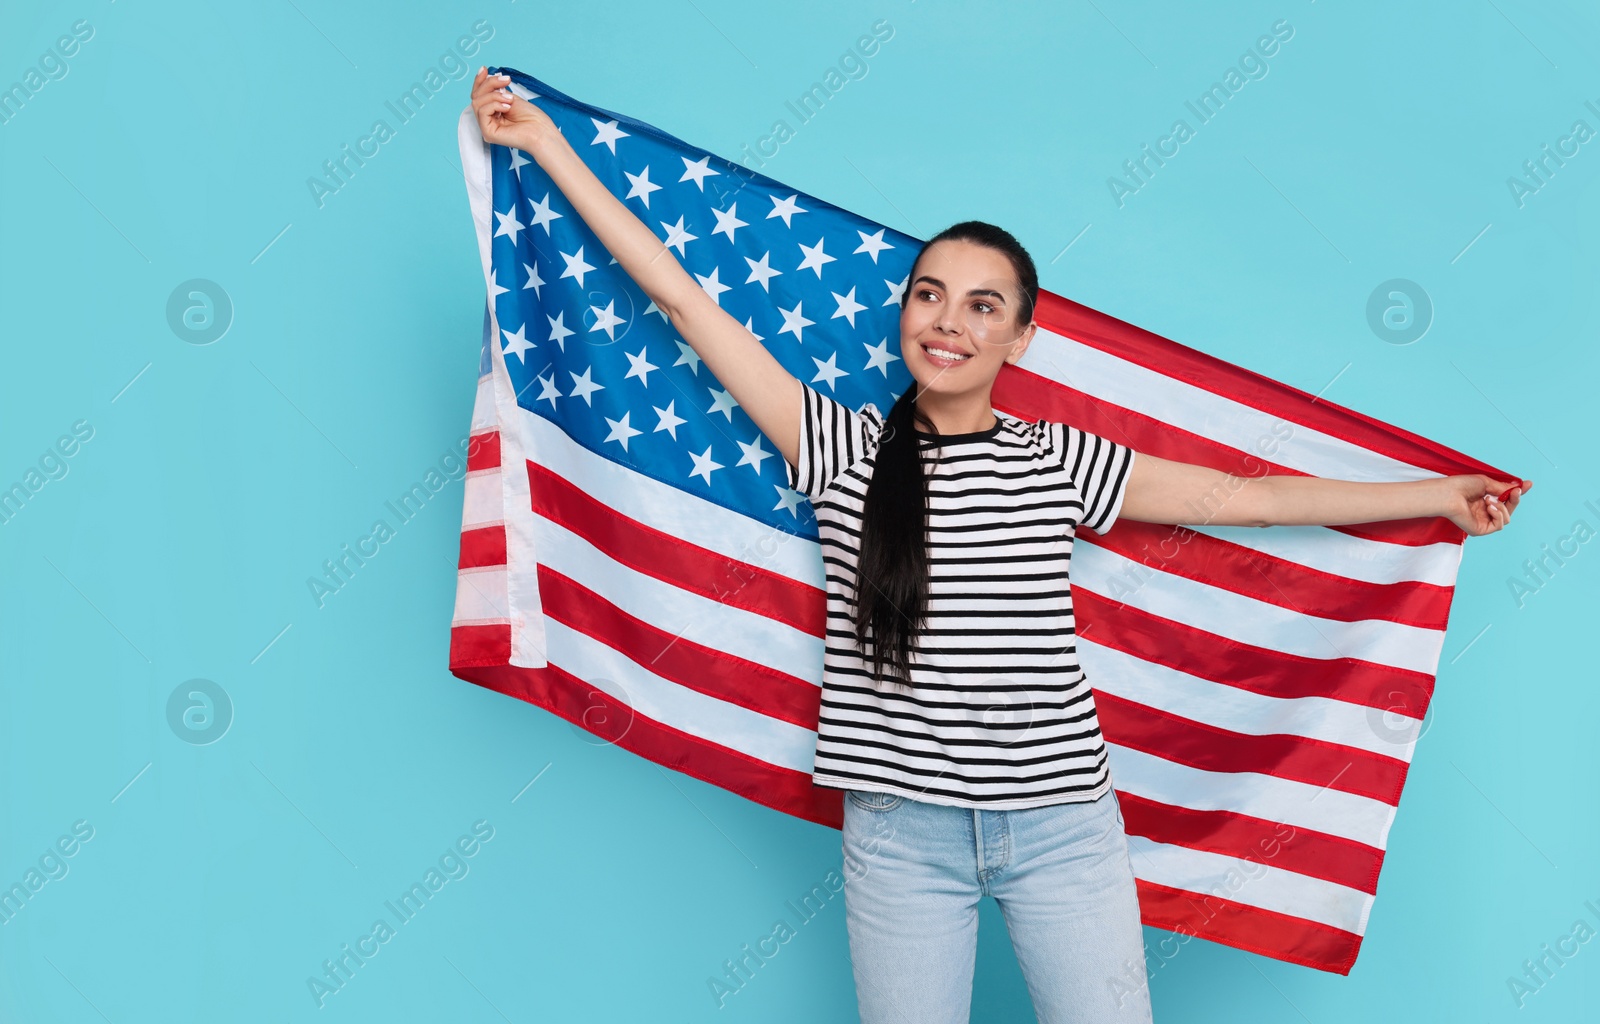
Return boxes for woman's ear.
[1004,322,1038,365]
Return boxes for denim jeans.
[840,786,1154,1024]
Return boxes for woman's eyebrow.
[911,275,1008,302]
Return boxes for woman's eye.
[974,302,994,314]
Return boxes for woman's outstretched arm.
[1119,450,1531,536]
[470,68,803,467]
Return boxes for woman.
[470,68,1528,1023]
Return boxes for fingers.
[1484,492,1511,532]
[470,67,515,109]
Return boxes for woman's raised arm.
[470,68,803,468]
[1119,450,1530,536]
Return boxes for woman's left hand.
[1443,475,1531,536]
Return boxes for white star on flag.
[707,387,738,421]
[855,228,893,262]
[777,301,814,343]
[696,267,731,305]
[493,206,526,245]
[660,215,698,257]
[547,311,575,351]
[744,252,781,291]
[500,323,535,363]
[624,347,658,384]
[528,193,562,234]
[588,300,626,341]
[773,485,807,515]
[767,193,805,227]
[736,437,773,472]
[653,400,686,439]
[673,340,702,374]
[567,365,604,405]
[590,117,628,154]
[711,204,748,242]
[687,445,722,483]
[559,246,596,286]
[624,166,662,208]
[797,238,835,278]
[831,287,866,327]
[603,412,643,451]
[810,352,848,390]
[533,371,560,410]
[679,155,719,191]
[522,260,545,296]
[863,337,901,375]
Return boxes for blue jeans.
[841,787,1154,1023]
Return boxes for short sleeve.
[785,383,885,499]
[1048,421,1136,534]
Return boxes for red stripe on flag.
[1096,691,1408,805]
[527,461,825,638]
[458,526,507,569]
[1076,589,1435,714]
[450,623,511,667]
[1117,791,1384,895]
[1030,289,1516,487]
[1096,520,1455,631]
[468,430,500,471]
[993,367,1464,548]
[536,565,822,731]
[1134,878,1362,975]
[450,657,844,828]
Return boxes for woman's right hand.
[471,67,558,157]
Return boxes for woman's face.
[899,238,1036,399]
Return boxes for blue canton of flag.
[483,67,921,540]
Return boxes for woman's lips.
[922,343,972,367]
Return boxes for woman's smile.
[920,342,974,367]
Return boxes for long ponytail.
[853,384,936,689]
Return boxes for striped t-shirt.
[786,383,1137,810]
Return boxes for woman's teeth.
[923,345,971,365]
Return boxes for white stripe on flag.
[1075,544,1446,675]
[533,515,825,684]
[461,471,505,529]
[1086,642,1415,757]
[1023,330,1439,482]
[470,372,497,432]
[1107,745,1396,850]
[1194,523,1465,588]
[544,619,820,773]
[1125,834,1370,935]
[454,566,510,624]
[524,409,826,590]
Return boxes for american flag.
[449,67,1517,975]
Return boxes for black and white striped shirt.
[787,383,1137,810]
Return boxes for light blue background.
[2,1,1596,1020]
